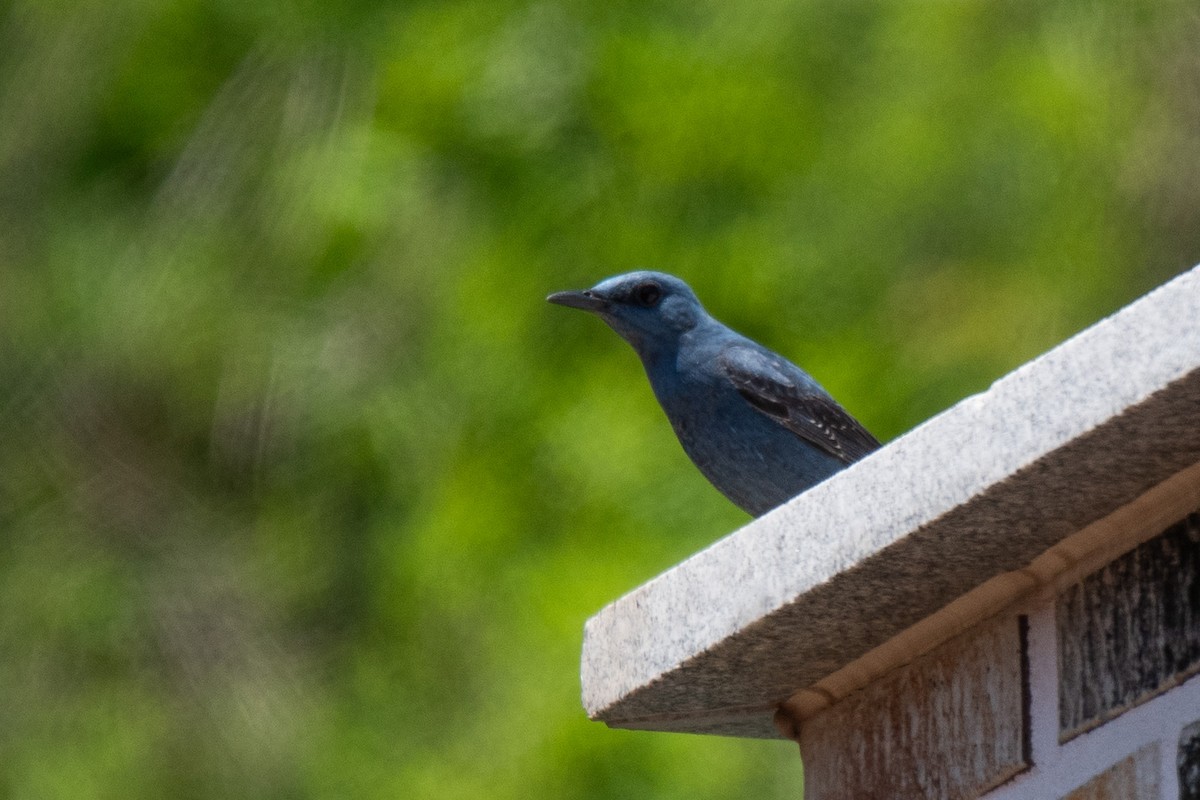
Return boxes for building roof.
[580,264,1200,739]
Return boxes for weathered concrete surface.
[1060,745,1159,800]
[582,264,1200,737]
[1058,513,1200,740]
[800,616,1028,800]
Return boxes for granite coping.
[580,264,1200,738]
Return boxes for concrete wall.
[801,512,1200,800]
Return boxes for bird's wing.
[718,345,881,464]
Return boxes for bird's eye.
[634,283,662,307]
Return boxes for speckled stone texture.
[800,616,1029,800]
[581,264,1200,738]
[1058,512,1200,740]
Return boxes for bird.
[547,271,880,516]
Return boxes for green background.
[1,0,1197,797]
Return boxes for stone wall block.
[801,615,1028,800]
[1058,513,1200,739]
[1059,744,1159,800]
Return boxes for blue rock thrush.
[547,271,880,516]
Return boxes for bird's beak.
[546,289,608,313]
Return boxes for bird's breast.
[650,368,848,515]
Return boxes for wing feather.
[719,346,880,464]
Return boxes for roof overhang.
[581,264,1200,738]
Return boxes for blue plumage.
[548,271,880,516]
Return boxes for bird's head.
[547,271,708,357]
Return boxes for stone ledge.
[581,264,1200,738]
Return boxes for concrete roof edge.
[582,265,1200,731]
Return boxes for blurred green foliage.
[1,0,1198,797]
